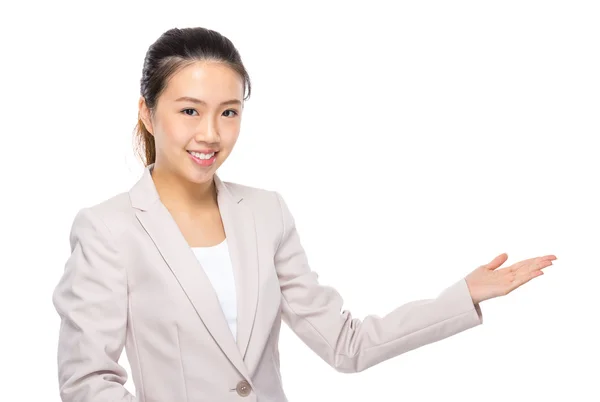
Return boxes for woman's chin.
[184,163,218,183]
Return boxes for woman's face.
[139,60,244,185]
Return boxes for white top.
[191,239,237,341]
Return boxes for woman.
[52,26,557,402]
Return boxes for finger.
[515,256,555,274]
[530,255,557,265]
[538,259,554,269]
[537,255,558,264]
[518,254,557,268]
[531,258,555,273]
[515,264,550,278]
[486,252,508,270]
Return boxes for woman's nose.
[195,120,220,143]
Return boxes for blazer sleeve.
[52,207,136,401]
[273,191,483,373]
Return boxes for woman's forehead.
[162,62,244,103]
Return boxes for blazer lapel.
[129,164,259,384]
[214,173,259,361]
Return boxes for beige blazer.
[52,163,483,402]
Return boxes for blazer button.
[236,380,251,397]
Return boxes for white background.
[1,1,598,400]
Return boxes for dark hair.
[134,27,252,166]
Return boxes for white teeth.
[190,151,215,159]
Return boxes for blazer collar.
[128,163,258,386]
[129,163,242,211]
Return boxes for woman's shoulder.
[68,191,135,238]
[220,179,282,212]
[84,191,132,216]
[222,179,276,199]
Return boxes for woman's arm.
[273,191,482,373]
[52,208,136,401]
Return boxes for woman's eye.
[181,109,238,117]
[223,109,239,118]
[182,108,198,116]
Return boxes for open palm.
[465,253,557,305]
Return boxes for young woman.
[52,26,557,401]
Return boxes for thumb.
[485,252,508,270]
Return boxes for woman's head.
[135,27,251,185]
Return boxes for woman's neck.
[150,164,218,214]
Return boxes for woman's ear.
[138,96,154,136]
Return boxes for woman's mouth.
[187,150,218,167]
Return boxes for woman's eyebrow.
[174,96,241,106]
